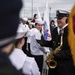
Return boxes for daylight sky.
[20,0,75,18]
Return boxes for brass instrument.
[46,30,64,69]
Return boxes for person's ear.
[66,18,68,23]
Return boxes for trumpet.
[46,30,64,69]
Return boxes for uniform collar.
[9,48,27,70]
[57,24,68,34]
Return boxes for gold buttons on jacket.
[53,41,60,46]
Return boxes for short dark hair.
[51,20,55,23]
[34,14,37,18]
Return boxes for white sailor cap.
[29,22,35,25]
[22,18,28,21]
[56,10,69,19]
[35,19,44,25]
[15,24,26,39]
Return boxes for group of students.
[20,17,49,74]
[9,24,40,75]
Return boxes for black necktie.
[60,29,64,35]
[59,29,62,34]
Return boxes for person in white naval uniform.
[9,24,40,75]
[26,22,35,54]
[21,18,30,53]
[30,19,47,74]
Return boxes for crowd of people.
[0,0,75,75]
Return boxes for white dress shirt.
[57,24,68,34]
[9,48,40,75]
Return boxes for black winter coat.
[0,51,24,75]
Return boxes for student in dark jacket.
[50,20,56,35]
[0,0,24,75]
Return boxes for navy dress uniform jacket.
[48,26,75,75]
[37,26,75,75]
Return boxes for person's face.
[57,17,67,28]
[22,20,26,25]
[29,24,32,29]
[36,24,43,31]
[52,22,54,25]
[50,22,55,26]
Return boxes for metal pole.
[24,6,25,17]
[32,0,33,18]
[24,0,25,17]
[50,7,51,16]
[49,7,51,21]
